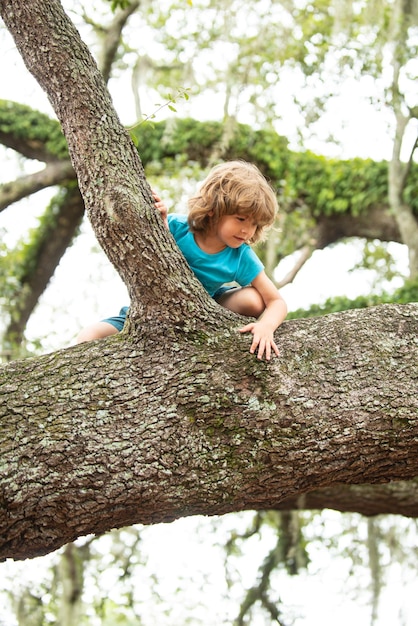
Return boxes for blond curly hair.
[187,160,278,244]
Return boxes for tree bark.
[0,161,75,211]
[1,302,417,560]
[0,0,417,563]
[276,479,418,518]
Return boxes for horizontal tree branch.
[0,160,75,212]
[1,303,417,560]
[1,0,417,568]
[0,128,55,162]
[315,203,402,247]
[277,479,418,518]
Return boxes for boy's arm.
[152,194,286,359]
[239,270,287,360]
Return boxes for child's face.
[214,214,257,248]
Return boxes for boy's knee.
[75,327,97,344]
[75,322,119,344]
[220,287,265,318]
[243,290,265,317]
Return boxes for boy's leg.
[76,322,119,343]
[216,286,265,318]
[76,306,129,343]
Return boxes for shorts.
[102,306,129,332]
[213,285,240,301]
[104,286,240,331]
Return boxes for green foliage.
[128,117,416,221]
[231,126,290,183]
[0,230,19,315]
[0,100,68,160]
[134,118,290,183]
[106,0,132,11]
[403,177,418,214]
[288,0,334,74]
[286,153,390,217]
[351,240,402,286]
[288,277,418,320]
[1,95,415,224]
[0,186,79,316]
[132,118,224,165]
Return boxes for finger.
[156,203,168,218]
[263,341,271,361]
[239,323,255,333]
[249,336,259,354]
[257,339,266,360]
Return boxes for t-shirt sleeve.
[167,213,191,244]
[168,213,181,237]
[236,245,264,286]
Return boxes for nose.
[241,223,254,236]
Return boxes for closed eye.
[236,216,256,228]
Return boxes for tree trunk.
[0,0,417,563]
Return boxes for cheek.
[223,223,235,235]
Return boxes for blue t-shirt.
[168,214,264,296]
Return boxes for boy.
[77,160,287,360]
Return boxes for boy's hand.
[239,321,280,361]
[152,190,168,226]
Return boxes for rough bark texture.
[277,479,418,518]
[1,303,417,560]
[0,0,417,563]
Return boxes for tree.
[310,0,418,278]
[2,104,412,353]
[2,0,418,355]
[0,0,417,564]
[0,0,141,351]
